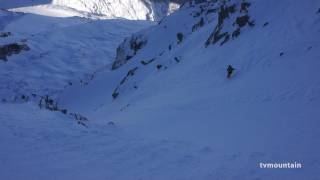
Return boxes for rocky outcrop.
[0,32,12,38]
[112,35,147,70]
[205,1,254,47]
[0,43,30,61]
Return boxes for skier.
[227,65,235,78]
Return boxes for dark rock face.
[263,22,269,27]
[205,4,237,46]
[112,35,147,70]
[112,67,139,99]
[38,94,88,126]
[156,64,163,69]
[0,32,12,38]
[177,33,184,43]
[235,15,254,27]
[141,58,155,65]
[0,43,30,61]
[232,28,240,38]
[205,1,254,47]
[192,17,204,32]
[112,90,119,99]
[240,1,250,13]
[120,67,139,85]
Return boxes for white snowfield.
[1,0,320,179]
[6,0,180,20]
[0,10,153,100]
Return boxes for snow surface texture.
[0,10,152,101]
[3,0,181,20]
[1,0,320,179]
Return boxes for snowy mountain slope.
[2,0,181,20]
[0,0,51,9]
[2,102,268,180]
[7,4,108,19]
[56,0,320,179]
[0,9,23,30]
[0,11,153,101]
[1,0,320,180]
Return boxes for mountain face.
[51,0,176,20]
[1,0,320,179]
[58,0,320,178]
[0,8,153,101]
[1,0,182,20]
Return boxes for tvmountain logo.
[259,162,302,169]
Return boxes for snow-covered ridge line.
[5,0,182,20]
[52,0,181,20]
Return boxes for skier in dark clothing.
[227,65,235,78]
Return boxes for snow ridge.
[5,0,181,20]
[51,0,180,20]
